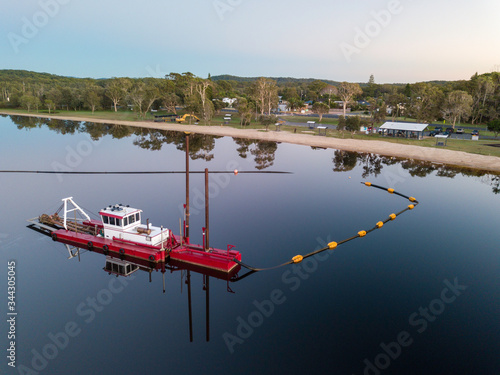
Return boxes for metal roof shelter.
[434,134,449,146]
[379,122,428,140]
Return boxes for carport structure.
[379,122,428,140]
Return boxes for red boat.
[28,196,241,273]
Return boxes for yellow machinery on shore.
[176,114,200,123]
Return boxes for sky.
[1,0,499,83]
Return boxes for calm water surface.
[0,115,499,375]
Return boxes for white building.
[222,98,237,107]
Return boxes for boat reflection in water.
[25,132,263,340]
[56,239,245,343]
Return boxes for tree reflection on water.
[331,150,499,194]
[8,115,498,193]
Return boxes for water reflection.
[6,114,499,373]
[7,115,499,193]
[233,138,278,170]
[30,233,242,343]
[134,129,220,161]
[9,115,134,138]
[332,150,500,193]
[9,115,223,160]
[332,150,359,172]
[83,122,135,140]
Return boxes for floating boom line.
[233,182,420,272]
[0,170,292,175]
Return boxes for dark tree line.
[1,70,499,127]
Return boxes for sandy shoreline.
[3,111,500,173]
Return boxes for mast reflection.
[59,240,243,343]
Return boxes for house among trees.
[222,98,237,107]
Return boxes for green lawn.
[276,115,339,125]
[320,131,500,157]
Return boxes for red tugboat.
[29,205,242,342]
[28,133,244,273]
[28,196,241,273]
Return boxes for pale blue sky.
[2,0,499,83]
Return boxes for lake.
[1,114,499,375]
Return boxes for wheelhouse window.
[135,213,140,222]
[123,217,128,226]
[109,217,115,226]
[103,216,109,224]
[116,218,121,227]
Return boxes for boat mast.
[204,168,209,251]
[185,132,190,241]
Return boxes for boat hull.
[51,229,241,273]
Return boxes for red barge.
[28,197,241,273]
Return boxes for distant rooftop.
[380,122,428,132]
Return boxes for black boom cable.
[0,170,291,175]
[233,182,419,272]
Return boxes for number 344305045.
[8,261,16,305]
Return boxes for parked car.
[471,130,479,136]
[456,128,464,134]
[445,127,454,134]
[429,127,443,136]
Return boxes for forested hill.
[211,74,342,86]
[0,69,459,88]
[0,70,65,80]
[0,70,343,86]
[0,69,97,88]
